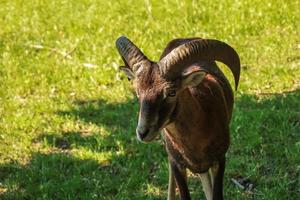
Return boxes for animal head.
[116,36,240,142]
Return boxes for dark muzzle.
[136,99,158,142]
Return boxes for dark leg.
[212,157,225,200]
[167,159,176,200]
[170,161,191,200]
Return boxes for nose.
[136,126,150,140]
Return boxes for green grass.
[0,0,299,199]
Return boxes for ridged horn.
[158,39,240,90]
[116,36,150,72]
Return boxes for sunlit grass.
[0,0,299,199]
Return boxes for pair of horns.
[116,36,240,89]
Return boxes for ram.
[116,36,240,200]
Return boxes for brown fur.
[159,38,236,200]
[164,73,232,173]
[118,37,239,200]
[133,64,170,101]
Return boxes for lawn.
[0,0,299,199]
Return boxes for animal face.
[121,63,179,142]
[116,36,238,142]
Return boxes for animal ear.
[120,66,135,80]
[181,65,207,87]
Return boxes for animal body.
[115,36,240,200]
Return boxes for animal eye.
[168,91,176,97]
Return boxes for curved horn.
[158,39,240,90]
[116,36,150,72]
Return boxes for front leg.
[210,157,225,200]
[170,161,191,200]
[168,159,176,200]
[199,171,213,200]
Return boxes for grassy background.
[0,0,299,199]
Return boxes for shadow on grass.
[35,131,121,153]
[227,89,300,198]
[34,98,142,153]
[0,89,299,199]
[58,98,139,131]
[0,152,124,200]
[0,98,167,200]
